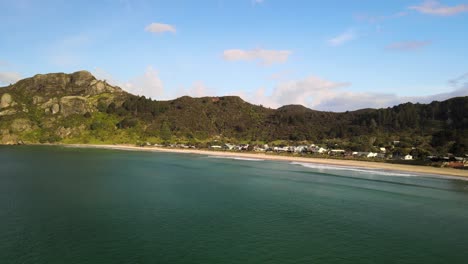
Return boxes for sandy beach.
[54,144,468,178]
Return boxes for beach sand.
[54,143,468,178]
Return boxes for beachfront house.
[294,146,308,153]
[223,143,235,150]
[404,154,413,160]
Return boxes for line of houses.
[142,141,466,165]
[209,143,413,160]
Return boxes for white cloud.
[93,66,164,99]
[223,49,292,65]
[328,30,356,46]
[409,0,468,16]
[386,41,431,51]
[0,72,22,85]
[244,74,468,112]
[145,23,176,34]
[242,75,350,109]
[355,12,408,23]
[271,76,351,107]
[175,81,215,98]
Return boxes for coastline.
[47,143,468,178]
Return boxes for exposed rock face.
[51,104,60,114]
[11,118,33,133]
[1,134,19,145]
[1,93,13,108]
[11,70,123,97]
[33,96,44,104]
[0,109,18,116]
[59,96,90,116]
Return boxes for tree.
[160,122,172,141]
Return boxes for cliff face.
[0,71,128,144]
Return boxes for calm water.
[1,146,468,264]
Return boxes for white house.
[224,143,235,150]
[317,147,328,154]
[404,154,413,160]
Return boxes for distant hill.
[0,71,467,156]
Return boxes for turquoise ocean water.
[1,146,468,263]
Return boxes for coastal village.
[141,141,468,169]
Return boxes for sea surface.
[1,146,468,264]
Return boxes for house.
[331,149,345,153]
[294,146,309,153]
[317,147,328,154]
[274,146,289,152]
[380,147,386,153]
[210,145,222,149]
[367,152,378,158]
[254,146,266,152]
[330,149,345,156]
[404,154,413,160]
[224,143,235,150]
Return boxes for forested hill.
[0,71,467,155]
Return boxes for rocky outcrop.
[59,96,90,116]
[33,96,44,104]
[55,124,86,138]
[10,70,124,98]
[0,93,13,108]
[1,134,19,145]
[10,118,34,133]
[0,109,18,116]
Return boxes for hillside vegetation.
[0,71,466,156]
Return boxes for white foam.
[207,155,265,161]
[290,162,418,177]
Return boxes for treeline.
[95,94,467,156]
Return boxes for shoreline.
[42,143,468,178]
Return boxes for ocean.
[1,146,468,263]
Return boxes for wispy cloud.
[409,0,468,16]
[175,81,215,98]
[145,23,176,34]
[223,49,292,65]
[355,11,408,24]
[386,41,431,51]
[243,74,468,112]
[94,66,164,99]
[0,71,22,85]
[449,72,468,88]
[328,29,356,47]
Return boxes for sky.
[0,0,467,111]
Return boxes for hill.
[0,71,467,156]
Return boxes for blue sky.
[1,0,467,111]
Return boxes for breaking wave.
[207,155,265,161]
[290,162,419,177]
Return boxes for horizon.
[4,69,467,113]
[1,0,468,111]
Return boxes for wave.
[290,162,419,177]
[206,155,265,161]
